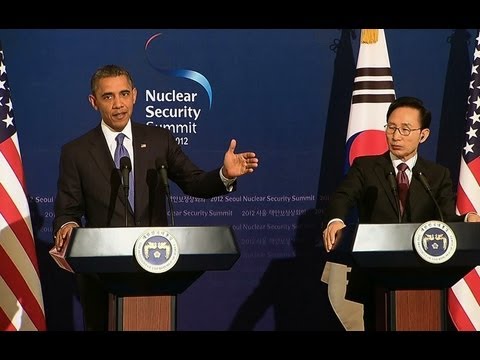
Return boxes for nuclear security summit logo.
[143,32,212,146]
[134,228,180,273]
[413,220,457,264]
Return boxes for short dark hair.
[386,96,431,129]
[90,64,135,95]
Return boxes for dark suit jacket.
[53,121,233,234]
[324,151,464,225]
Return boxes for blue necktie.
[114,133,134,211]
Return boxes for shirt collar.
[101,119,133,145]
[390,152,417,171]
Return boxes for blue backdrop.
[0,29,475,330]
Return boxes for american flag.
[345,29,395,169]
[0,42,46,330]
[448,31,480,331]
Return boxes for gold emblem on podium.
[134,228,180,273]
[413,220,456,264]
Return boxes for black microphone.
[119,156,132,227]
[120,156,132,190]
[416,171,444,222]
[387,170,401,223]
[155,159,175,226]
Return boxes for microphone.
[416,171,444,222]
[120,156,132,190]
[155,159,175,226]
[119,156,132,227]
[387,170,401,223]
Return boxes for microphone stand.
[163,167,175,226]
[167,189,175,226]
[119,156,132,227]
[417,172,444,222]
[157,163,175,226]
[123,185,129,227]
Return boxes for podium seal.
[413,220,456,264]
[134,228,180,273]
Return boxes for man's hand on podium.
[54,222,79,251]
[466,212,480,222]
[323,220,346,253]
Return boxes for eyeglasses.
[384,124,422,136]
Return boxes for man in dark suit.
[52,64,259,330]
[322,96,480,330]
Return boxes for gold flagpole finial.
[361,29,379,44]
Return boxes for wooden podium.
[336,223,480,331]
[50,226,240,331]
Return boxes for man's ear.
[88,94,98,110]
[132,87,137,105]
[419,129,430,143]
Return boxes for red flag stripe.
[448,287,476,331]
[0,307,17,331]
[0,184,39,273]
[448,266,480,331]
[0,276,37,330]
[464,268,480,306]
[0,137,25,191]
[449,267,480,330]
[0,247,46,330]
[456,185,475,214]
[457,157,480,212]
[468,156,480,186]
[456,156,480,213]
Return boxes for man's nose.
[112,98,123,108]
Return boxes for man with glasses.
[321,96,480,331]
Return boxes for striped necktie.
[396,162,409,216]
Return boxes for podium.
[336,222,480,331]
[50,226,240,331]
